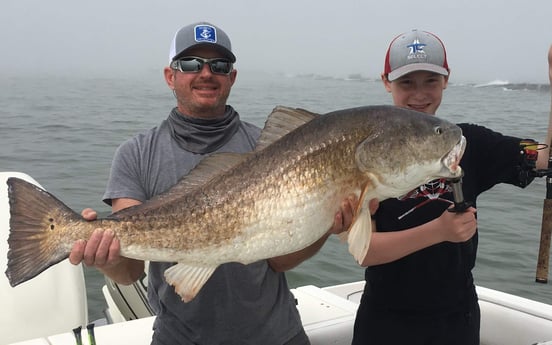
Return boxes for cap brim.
[172,43,236,62]
[388,63,448,81]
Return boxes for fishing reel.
[526,140,552,199]
[520,140,552,185]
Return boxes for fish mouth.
[442,135,466,177]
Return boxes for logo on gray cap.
[194,25,217,43]
[406,39,427,61]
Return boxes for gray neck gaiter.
[167,105,240,154]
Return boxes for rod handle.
[536,198,552,283]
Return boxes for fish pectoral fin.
[164,263,217,303]
[346,184,373,265]
[347,206,373,265]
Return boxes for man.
[69,22,356,345]
[352,29,552,345]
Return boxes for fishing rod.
[71,323,97,345]
[496,140,552,284]
[448,140,552,283]
[541,45,552,284]
[534,140,552,284]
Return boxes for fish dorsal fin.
[110,152,249,219]
[179,152,250,188]
[255,106,319,151]
[340,184,374,264]
[164,263,217,302]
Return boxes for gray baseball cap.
[384,29,449,81]
[169,22,236,62]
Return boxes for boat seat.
[103,265,155,322]
[0,172,88,344]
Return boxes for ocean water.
[1,71,551,322]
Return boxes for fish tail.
[5,177,82,287]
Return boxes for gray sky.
[2,0,551,83]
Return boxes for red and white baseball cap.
[384,29,449,81]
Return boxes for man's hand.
[68,208,122,269]
[329,195,357,235]
[329,195,379,235]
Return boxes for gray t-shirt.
[103,107,305,345]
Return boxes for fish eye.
[434,126,442,135]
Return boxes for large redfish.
[5,105,465,302]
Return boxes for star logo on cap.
[407,39,426,55]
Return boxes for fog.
[2,0,551,83]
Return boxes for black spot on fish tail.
[5,177,81,287]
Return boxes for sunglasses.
[170,56,233,75]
